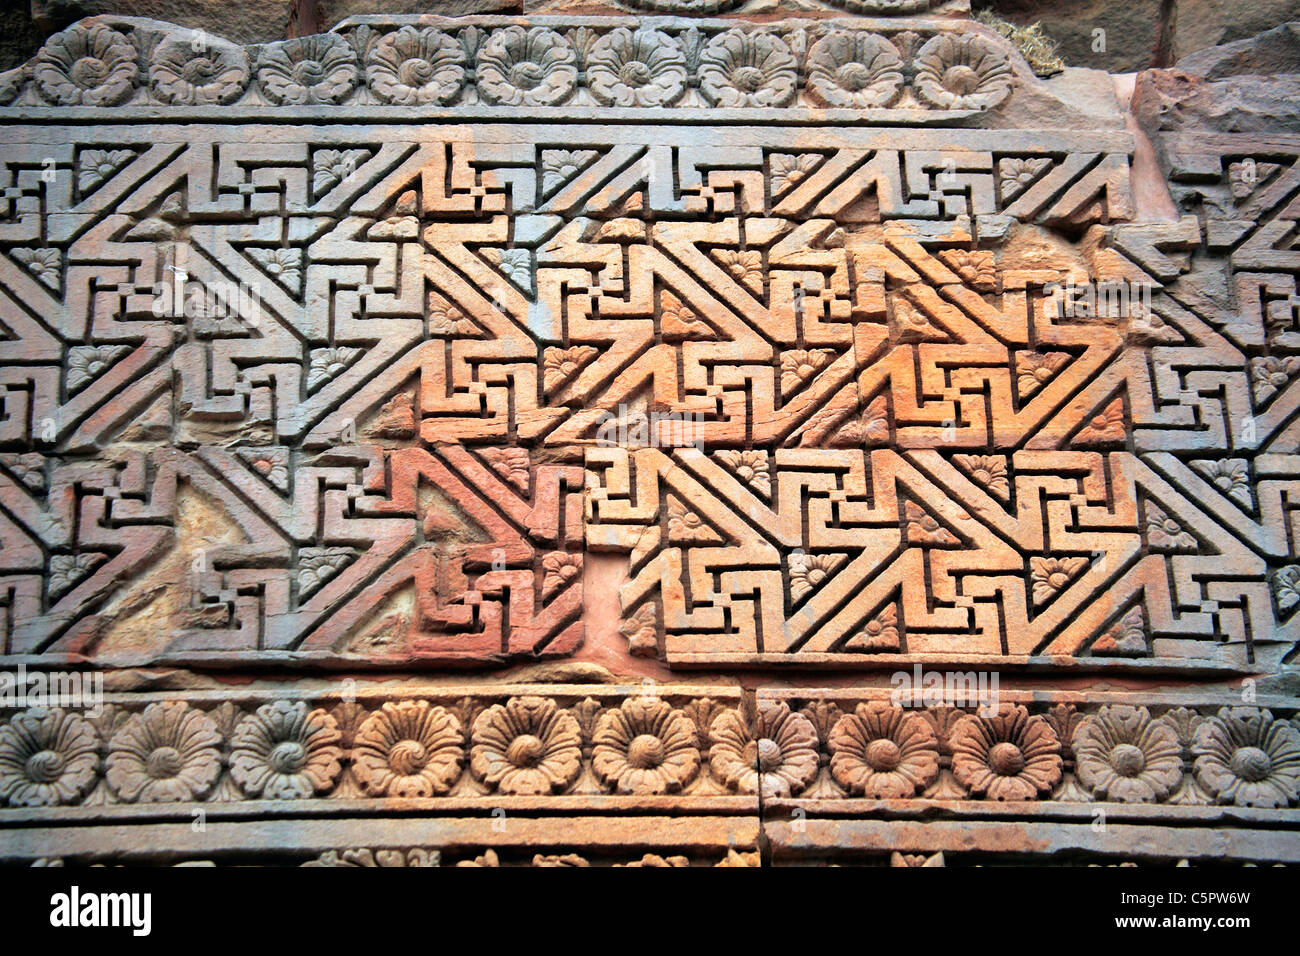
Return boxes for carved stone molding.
[2,685,1296,865]
[9,814,763,866]
[0,15,1035,120]
[0,686,1295,815]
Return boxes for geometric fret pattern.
[0,17,1295,673]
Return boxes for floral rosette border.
[0,16,1021,116]
[1,690,1297,813]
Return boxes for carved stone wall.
[0,5,1297,866]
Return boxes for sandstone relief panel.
[0,8,1297,870]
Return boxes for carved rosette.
[106,702,222,803]
[476,26,578,107]
[0,708,100,807]
[805,30,905,109]
[469,696,583,795]
[913,32,1013,110]
[1192,708,1300,809]
[365,26,465,105]
[352,701,465,798]
[709,702,820,797]
[149,34,250,105]
[1072,705,1183,803]
[34,23,138,106]
[698,29,798,108]
[591,698,701,794]
[949,705,1063,801]
[585,27,688,108]
[613,0,745,13]
[828,701,940,797]
[228,701,343,799]
[257,34,359,105]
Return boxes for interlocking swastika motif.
[0,444,582,663]
[0,102,1294,671]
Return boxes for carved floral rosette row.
[1,693,1297,810]
[0,17,1018,114]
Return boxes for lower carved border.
[2,683,1298,865]
[11,816,761,867]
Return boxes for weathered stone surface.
[11,817,765,866]
[31,0,298,43]
[1132,68,1300,133]
[30,0,527,42]
[323,0,523,28]
[0,3,43,71]
[1174,0,1300,66]
[1131,20,1300,133]
[988,0,1300,73]
[986,0,1169,73]
[537,0,971,16]
[1176,19,1300,77]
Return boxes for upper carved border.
[0,15,1021,119]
